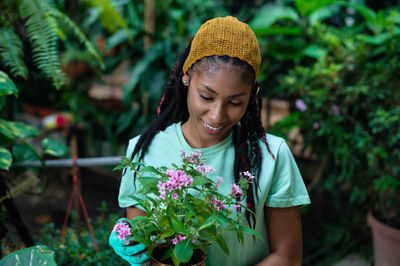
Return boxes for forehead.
[192,65,252,94]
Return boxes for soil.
[151,245,206,266]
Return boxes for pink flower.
[113,222,131,244]
[295,99,307,112]
[210,196,226,211]
[234,201,242,214]
[216,176,223,188]
[172,235,186,245]
[313,122,320,129]
[231,184,243,197]
[243,171,254,181]
[330,104,340,115]
[172,193,178,200]
[165,169,193,190]
[196,165,214,176]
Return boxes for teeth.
[204,122,222,131]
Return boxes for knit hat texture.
[183,16,261,78]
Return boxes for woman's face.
[181,65,252,148]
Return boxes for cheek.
[230,105,248,123]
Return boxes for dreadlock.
[131,42,274,228]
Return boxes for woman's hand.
[108,217,149,265]
[255,206,303,266]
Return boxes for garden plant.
[113,151,262,265]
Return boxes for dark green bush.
[269,5,400,265]
[36,202,127,265]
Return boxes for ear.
[182,74,189,86]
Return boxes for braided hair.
[131,40,274,228]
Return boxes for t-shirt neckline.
[175,122,233,155]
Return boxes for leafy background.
[0,0,399,265]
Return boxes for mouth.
[201,120,223,134]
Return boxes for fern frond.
[84,0,132,39]
[48,7,105,69]
[0,28,28,79]
[19,0,65,89]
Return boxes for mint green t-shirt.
[118,123,310,266]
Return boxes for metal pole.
[11,156,123,168]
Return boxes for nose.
[208,102,225,124]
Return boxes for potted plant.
[113,150,262,266]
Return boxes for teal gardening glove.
[109,218,149,266]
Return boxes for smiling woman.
[110,16,310,266]
[182,59,252,148]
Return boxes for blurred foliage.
[0,71,67,171]
[1,0,400,265]
[35,201,126,266]
[263,1,400,265]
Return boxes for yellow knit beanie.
[183,16,261,78]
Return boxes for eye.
[229,101,242,106]
[200,95,213,101]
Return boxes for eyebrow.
[201,84,247,98]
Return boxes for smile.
[204,122,222,131]
[201,120,223,134]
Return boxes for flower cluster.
[172,235,186,245]
[231,183,243,197]
[157,169,193,199]
[113,221,131,244]
[210,196,226,211]
[196,165,214,176]
[181,150,204,165]
[243,171,255,181]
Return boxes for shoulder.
[125,123,180,157]
[259,133,286,159]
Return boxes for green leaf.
[0,71,19,97]
[0,29,27,79]
[216,235,230,256]
[160,229,175,239]
[212,212,229,224]
[138,176,160,189]
[0,119,15,140]
[112,163,125,171]
[239,226,264,241]
[171,252,180,266]
[159,247,173,261]
[199,215,216,231]
[192,176,214,186]
[169,217,187,235]
[253,26,302,36]
[19,0,65,89]
[41,138,67,157]
[173,239,193,263]
[139,165,159,173]
[295,0,337,16]
[7,121,39,138]
[309,6,340,25]
[250,5,299,30]
[48,7,104,69]
[0,245,57,266]
[84,0,132,38]
[13,143,39,162]
[0,146,12,170]
[302,45,328,59]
